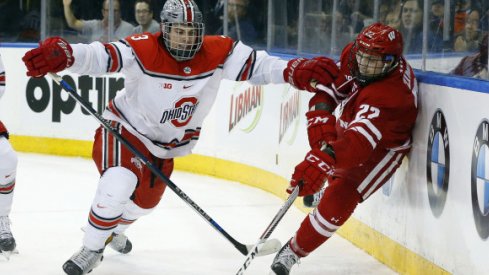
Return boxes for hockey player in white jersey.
[22,0,339,274]
[0,54,19,259]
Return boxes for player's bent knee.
[0,137,17,186]
[317,179,362,226]
[97,166,138,205]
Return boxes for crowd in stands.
[0,0,487,79]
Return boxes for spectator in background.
[339,0,373,33]
[428,0,450,52]
[382,0,403,30]
[195,0,222,35]
[16,10,41,42]
[453,0,480,36]
[133,0,159,34]
[378,2,390,24]
[63,0,134,42]
[451,33,488,79]
[302,11,352,55]
[454,9,484,52]
[218,0,258,45]
[430,0,445,35]
[481,1,489,29]
[400,0,423,53]
[0,0,23,41]
[388,0,403,16]
[385,10,401,30]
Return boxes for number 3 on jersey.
[355,104,380,120]
[130,34,149,41]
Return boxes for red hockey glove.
[283,57,339,92]
[306,110,337,149]
[22,37,74,78]
[288,148,335,197]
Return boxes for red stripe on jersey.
[107,100,123,119]
[94,129,103,172]
[182,0,193,22]
[104,44,121,72]
[240,57,253,81]
[0,121,7,134]
[237,51,255,81]
[105,121,121,168]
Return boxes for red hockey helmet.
[348,23,404,85]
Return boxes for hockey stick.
[48,72,281,256]
[235,185,300,275]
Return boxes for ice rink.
[1,153,396,275]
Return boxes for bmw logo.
[471,119,489,240]
[426,109,450,218]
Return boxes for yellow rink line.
[10,135,449,275]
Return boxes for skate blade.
[247,238,282,257]
[1,248,19,260]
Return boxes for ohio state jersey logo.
[160,97,199,127]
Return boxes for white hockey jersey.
[69,33,287,158]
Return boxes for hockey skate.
[106,233,132,254]
[270,240,300,275]
[303,186,326,208]
[0,216,17,260]
[62,246,104,275]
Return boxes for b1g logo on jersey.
[471,119,489,240]
[160,97,199,127]
[426,109,450,218]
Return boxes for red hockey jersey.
[330,44,418,200]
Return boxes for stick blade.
[246,238,282,256]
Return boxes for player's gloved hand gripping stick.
[48,72,281,257]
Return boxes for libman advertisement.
[196,79,309,178]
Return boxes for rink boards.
[1,46,488,274]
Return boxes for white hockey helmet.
[160,0,204,61]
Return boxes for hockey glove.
[283,57,339,92]
[22,37,74,78]
[306,110,337,149]
[288,148,335,197]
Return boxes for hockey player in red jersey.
[0,54,18,259]
[270,23,418,275]
[22,0,338,274]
